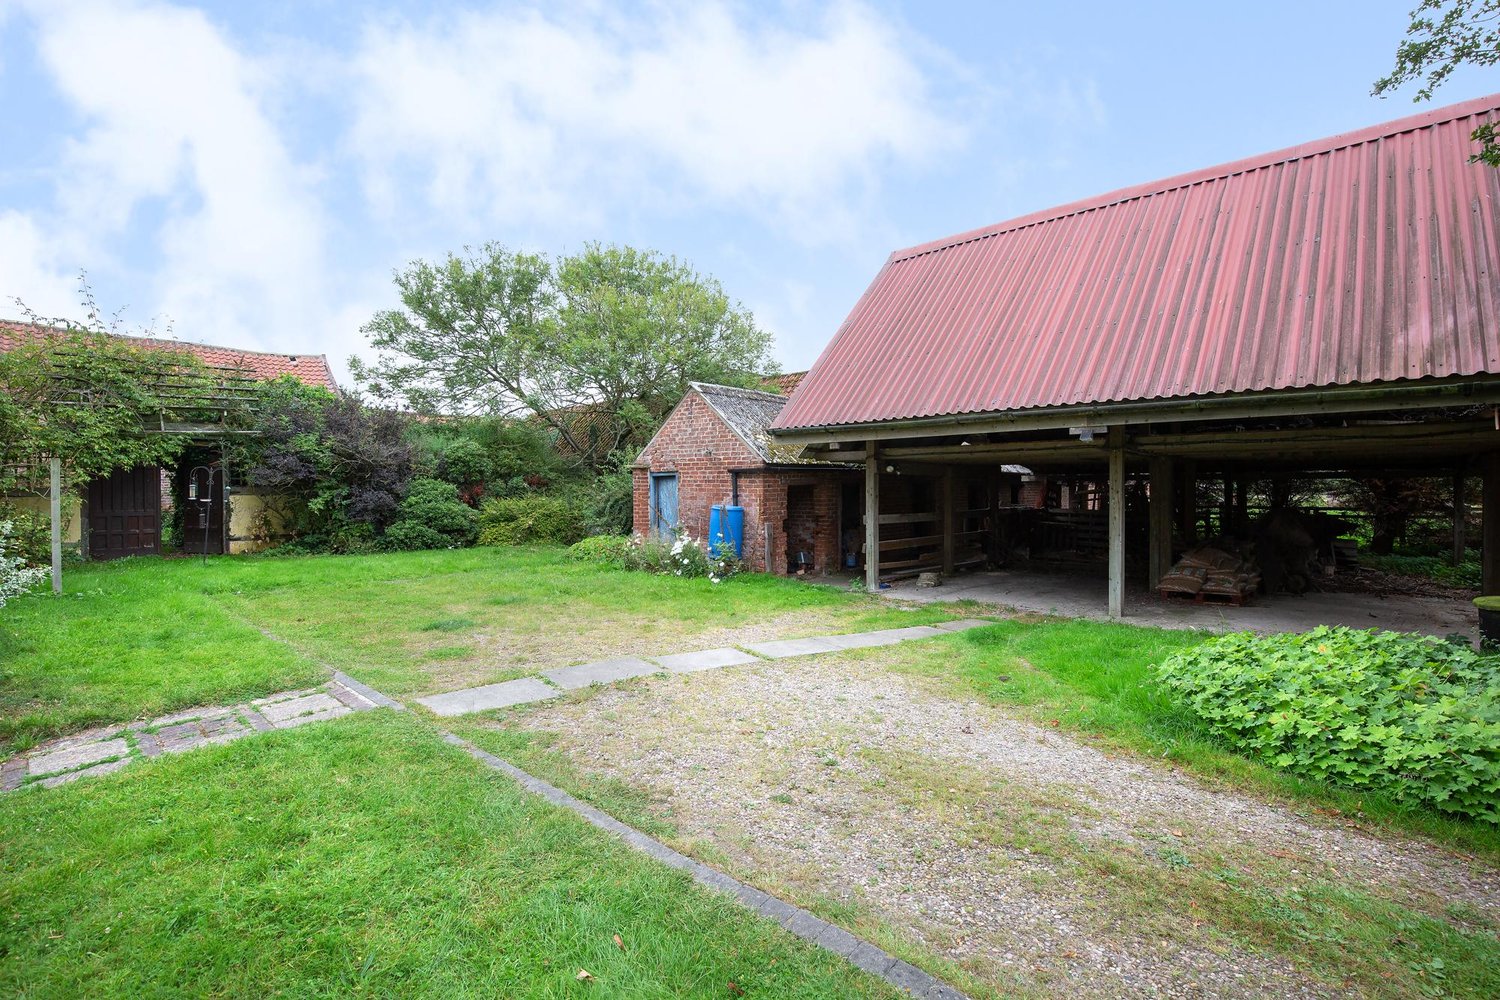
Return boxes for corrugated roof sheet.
[775,94,1500,432]
[0,321,339,391]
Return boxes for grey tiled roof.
[691,382,843,465]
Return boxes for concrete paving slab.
[271,707,351,730]
[820,625,946,650]
[28,737,129,776]
[543,657,660,690]
[257,692,344,724]
[38,757,133,788]
[741,636,843,658]
[651,647,761,673]
[415,678,561,717]
[933,618,998,632]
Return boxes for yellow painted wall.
[227,490,292,554]
[4,495,82,545]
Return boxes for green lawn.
[0,547,962,754]
[882,617,1500,860]
[0,710,898,999]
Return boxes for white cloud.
[11,0,328,353]
[0,211,81,320]
[348,1,966,242]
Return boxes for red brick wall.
[741,469,854,575]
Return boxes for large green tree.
[353,243,775,469]
[1375,0,1500,165]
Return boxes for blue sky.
[2,1,1497,385]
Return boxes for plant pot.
[1473,597,1500,647]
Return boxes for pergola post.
[1453,467,1467,567]
[1148,456,1173,589]
[49,456,62,595]
[1108,426,1125,619]
[864,441,880,590]
[1485,453,1500,595]
[941,466,956,576]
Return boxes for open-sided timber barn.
[770,95,1500,618]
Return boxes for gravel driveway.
[472,649,1499,999]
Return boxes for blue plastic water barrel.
[709,504,745,558]
[708,504,725,551]
[724,505,745,557]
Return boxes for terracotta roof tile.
[0,321,338,391]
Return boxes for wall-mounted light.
[1068,426,1104,444]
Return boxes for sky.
[1,0,1497,388]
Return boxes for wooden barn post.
[864,441,880,590]
[941,466,956,576]
[1485,453,1500,595]
[1453,467,1467,567]
[1108,427,1125,619]
[1148,456,1173,589]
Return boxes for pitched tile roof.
[690,382,846,465]
[0,321,339,391]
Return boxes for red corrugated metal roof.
[0,321,339,391]
[774,94,1500,432]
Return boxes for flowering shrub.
[1155,626,1500,823]
[0,521,48,610]
[622,530,742,582]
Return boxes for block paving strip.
[1,675,386,792]
[413,618,998,718]
[439,731,970,999]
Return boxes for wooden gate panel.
[86,465,162,560]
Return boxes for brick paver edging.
[438,730,970,999]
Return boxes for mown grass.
[882,618,1500,860]
[0,710,899,999]
[0,559,325,755]
[0,546,961,755]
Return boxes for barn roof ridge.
[889,92,1500,265]
[774,93,1500,433]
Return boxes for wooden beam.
[941,466,955,576]
[864,441,880,590]
[1454,468,1467,567]
[1148,457,1173,589]
[1485,453,1500,595]
[770,376,1500,448]
[1108,427,1125,619]
[49,456,62,595]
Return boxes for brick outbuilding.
[633,382,1029,578]
[632,383,860,576]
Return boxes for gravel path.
[482,653,1500,998]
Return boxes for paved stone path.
[1,672,397,792]
[1,629,982,996]
[414,619,993,717]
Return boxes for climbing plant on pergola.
[0,326,261,566]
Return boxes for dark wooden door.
[86,465,162,560]
[180,468,226,555]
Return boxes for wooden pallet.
[1158,587,1252,607]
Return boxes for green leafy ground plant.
[1155,626,1500,823]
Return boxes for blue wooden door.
[650,473,679,538]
